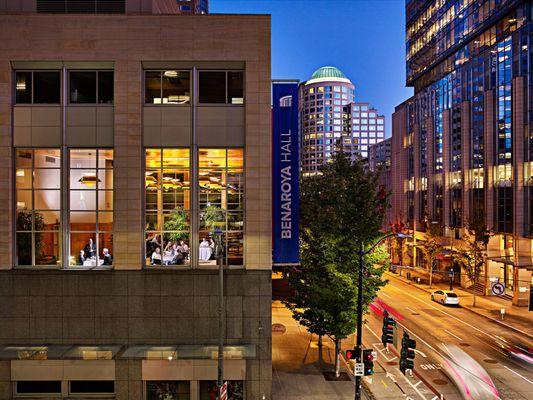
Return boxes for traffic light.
[381,311,395,346]
[345,348,358,360]
[362,349,374,376]
[400,332,416,374]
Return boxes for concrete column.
[483,89,495,230]
[513,237,532,306]
[461,101,471,226]
[442,109,451,227]
[413,123,421,231]
[512,76,525,237]
[426,117,435,219]
[0,61,11,268]
[113,61,143,270]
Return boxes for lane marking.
[406,306,419,314]
[503,365,533,385]
[380,292,391,299]
[414,349,428,358]
[444,330,463,341]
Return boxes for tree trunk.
[318,334,323,370]
[334,338,341,378]
[429,261,433,288]
[473,292,477,307]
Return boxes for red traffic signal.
[345,348,358,360]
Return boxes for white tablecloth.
[83,259,104,267]
[199,247,212,261]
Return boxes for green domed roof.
[310,66,347,80]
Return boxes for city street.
[373,275,533,400]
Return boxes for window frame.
[14,70,62,105]
[14,147,62,268]
[68,70,114,105]
[144,70,191,106]
[67,148,114,269]
[197,70,245,105]
[143,147,192,268]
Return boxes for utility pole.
[355,241,365,400]
[214,228,225,391]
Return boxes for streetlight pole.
[354,241,365,400]
[354,232,412,400]
[213,228,225,391]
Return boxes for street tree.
[284,152,389,377]
[390,218,408,267]
[421,222,443,288]
[456,209,492,307]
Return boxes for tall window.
[15,71,61,104]
[145,71,191,104]
[145,149,190,266]
[69,71,114,104]
[199,149,244,266]
[15,149,61,266]
[69,149,114,267]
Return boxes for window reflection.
[199,148,244,266]
[145,149,190,266]
[144,71,190,105]
[15,149,61,266]
[69,149,113,267]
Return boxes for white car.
[431,290,460,305]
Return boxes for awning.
[0,344,256,361]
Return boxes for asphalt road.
[372,276,533,400]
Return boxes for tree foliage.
[284,153,390,371]
[455,209,492,306]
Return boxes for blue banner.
[272,81,300,265]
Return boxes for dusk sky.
[211,0,414,137]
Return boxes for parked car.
[431,290,460,305]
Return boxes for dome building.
[299,66,385,174]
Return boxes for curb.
[385,272,533,340]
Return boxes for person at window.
[169,250,184,265]
[102,248,113,265]
[209,237,216,260]
[199,238,212,262]
[177,240,189,260]
[151,247,162,265]
[83,238,96,258]
[164,240,174,253]
[78,250,86,265]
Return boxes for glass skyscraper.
[392,0,532,306]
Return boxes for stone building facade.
[0,8,271,400]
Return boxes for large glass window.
[15,71,61,104]
[69,71,114,104]
[199,149,244,266]
[144,70,190,104]
[146,381,190,400]
[145,149,190,266]
[15,149,61,266]
[199,71,244,104]
[69,149,114,267]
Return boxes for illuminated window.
[199,149,244,266]
[69,149,113,267]
[145,70,191,104]
[15,149,61,266]
[145,149,190,266]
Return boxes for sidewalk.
[386,271,533,338]
[272,301,435,399]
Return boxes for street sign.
[491,282,505,296]
[354,363,364,376]
[220,382,227,400]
